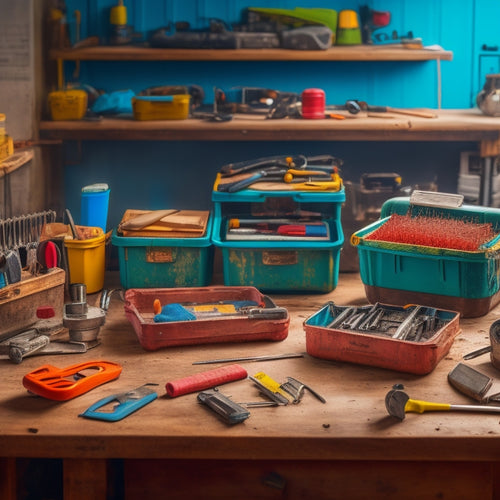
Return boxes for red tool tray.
[304,302,461,375]
[124,286,289,350]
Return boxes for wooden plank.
[124,459,492,500]
[39,110,500,142]
[49,45,453,62]
[0,458,16,500]
[0,150,34,178]
[63,458,107,500]
[2,273,500,463]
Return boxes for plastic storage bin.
[48,90,88,121]
[351,192,500,317]
[132,95,190,120]
[124,286,289,350]
[212,188,345,293]
[304,301,461,374]
[111,216,214,288]
[64,228,106,294]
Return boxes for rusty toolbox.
[304,301,461,374]
[0,268,65,341]
[211,188,345,293]
[112,210,213,289]
[124,286,290,350]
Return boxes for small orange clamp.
[22,360,122,401]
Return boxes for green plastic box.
[111,217,213,289]
[352,194,500,317]
[212,188,345,293]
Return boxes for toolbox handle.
[409,190,464,209]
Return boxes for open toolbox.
[212,187,345,293]
[124,286,290,350]
[304,301,461,374]
[112,210,213,289]
[351,191,500,317]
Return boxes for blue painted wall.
[56,0,500,229]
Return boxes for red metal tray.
[303,302,461,374]
[124,286,289,350]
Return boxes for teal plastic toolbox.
[351,192,500,317]
[112,216,214,289]
[212,188,345,293]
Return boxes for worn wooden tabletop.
[1,271,499,462]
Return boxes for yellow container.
[64,230,106,293]
[0,113,6,139]
[0,135,14,162]
[132,95,190,120]
[48,90,88,121]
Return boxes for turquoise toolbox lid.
[212,187,345,203]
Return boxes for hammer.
[385,384,500,420]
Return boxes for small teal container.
[111,216,214,289]
[80,183,110,231]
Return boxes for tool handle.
[405,398,451,414]
[119,209,179,231]
[165,364,248,397]
[65,209,80,240]
[80,391,157,422]
[217,172,263,193]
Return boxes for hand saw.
[22,360,122,401]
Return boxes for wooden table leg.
[0,458,17,500]
[63,458,107,500]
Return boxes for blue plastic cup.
[80,183,110,231]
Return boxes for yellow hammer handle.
[405,398,451,414]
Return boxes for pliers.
[217,167,334,193]
[219,154,342,177]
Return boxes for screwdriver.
[277,224,327,237]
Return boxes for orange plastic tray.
[304,302,460,374]
[124,286,289,350]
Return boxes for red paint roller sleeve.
[165,364,248,397]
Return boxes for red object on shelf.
[301,88,326,119]
[165,364,248,397]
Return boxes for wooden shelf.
[49,44,453,62]
[39,109,499,143]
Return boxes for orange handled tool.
[23,361,122,401]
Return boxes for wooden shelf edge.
[39,110,500,143]
[49,45,453,62]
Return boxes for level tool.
[22,361,122,401]
[80,384,158,422]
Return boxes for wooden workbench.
[1,271,500,499]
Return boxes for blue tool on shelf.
[79,384,158,422]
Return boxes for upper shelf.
[49,44,453,62]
